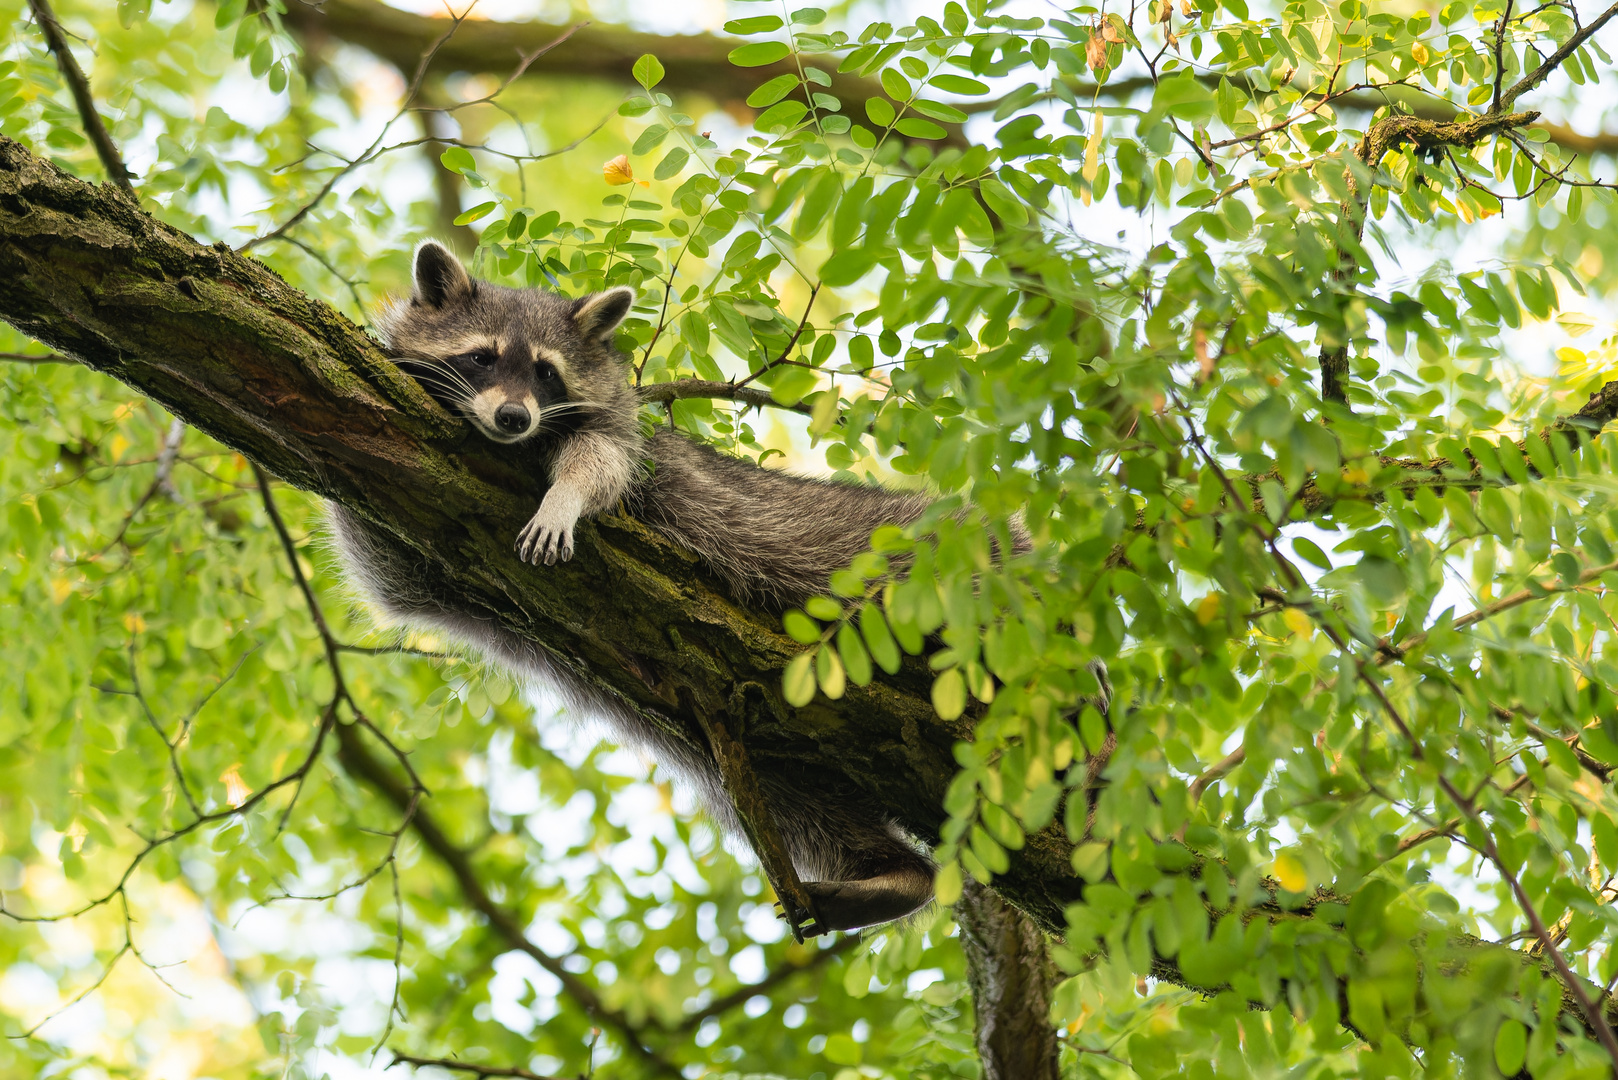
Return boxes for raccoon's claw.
[515,508,576,566]
[773,898,826,940]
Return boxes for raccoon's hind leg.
[796,836,935,934]
[771,795,936,935]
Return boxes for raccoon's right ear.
[412,241,473,307]
[572,286,636,342]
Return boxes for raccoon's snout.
[495,403,531,434]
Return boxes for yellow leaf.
[1274,852,1307,892]
[1343,466,1370,485]
[50,577,72,604]
[932,668,966,720]
[1411,41,1430,65]
[1282,608,1313,637]
[1082,112,1103,186]
[602,154,647,188]
[123,612,146,634]
[220,764,253,808]
[1195,592,1222,625]
[110,433,129,462]
[1557,311,1597,338]
[935,861,963,905]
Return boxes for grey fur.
[334,242,938,932]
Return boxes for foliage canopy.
[7,0,1618,1077]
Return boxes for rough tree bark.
[957,878,1062,1080]
[7,135,1618,1051]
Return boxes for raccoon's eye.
[462,350,496,368]
[535,363,557,380]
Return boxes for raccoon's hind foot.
[515,498,581,565]
[776,858,936,935]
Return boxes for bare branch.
[24,0,134,192]
[388,1055,565,1080]
[637,378,810,415]
[0,350,72,363]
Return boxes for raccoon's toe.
[514,515,574,566]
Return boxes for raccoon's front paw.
[515,505,577,566]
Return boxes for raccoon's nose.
[494,403,531,434]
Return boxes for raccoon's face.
[379,241,635,445]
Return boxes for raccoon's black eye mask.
[456,350,496,368]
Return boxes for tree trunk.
[957,878,1061,1080]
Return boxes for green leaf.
[783,650,817,706]
[653,147,689,181]
[894,117,947,139]
[865,96,896,126]
[747,73,800,108]
[932,668,966,720]
[1493,1019,1527,1075]
[816,643,846,699]
[1152,70,1215,121]
[770,365,820,406]
[724,15,783,33]
[794,170,841,239]
[453,201,497,225]
[837,622,872,686]
[1291,537,1332,570]
[930,73,989,95]
[880,68,912,100]
[860,605,901,674]
[980,801,1025,850]
[440,146,477,174]
[528,209,561,238]
[631,123,669,156]
[632,53,665,89]
[783,609,820,644]
[756,100,809,132]
[729,41,792,67]
[818,248,876,287]
[978,177,1028,226]
[935,860,964,905]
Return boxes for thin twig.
[732,284,822,391]
[25,0,135,192]
[669,934,862,1033]
[637,378,813,416]
[388,1054,565,1080]
[0,350,72,364]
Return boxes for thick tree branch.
[283,0,895,130]
[957,878,1060,1080]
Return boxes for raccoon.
[332,241,942,933]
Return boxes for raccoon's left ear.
[572,286,636,342]
[412,241,473,307]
